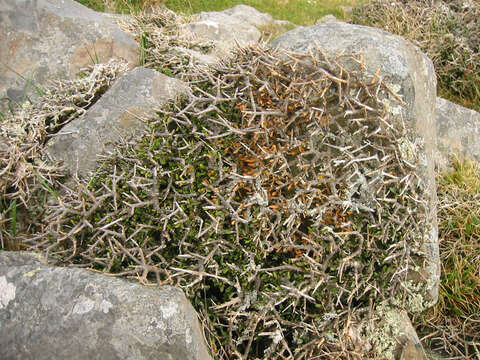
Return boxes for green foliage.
[75,0,154,14]
[76,0,105,12]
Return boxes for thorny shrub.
[351,0,480,112]
[21,45,433,359]
[0,60,128,250]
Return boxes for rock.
[177,5,295,64]
[395,311,427,360]
[221,4,274,28]
[0,251,212,360]
[45,67,188,177]
[173,46,220,67]
[184,5,291,57]
[316,14,339,23]
[0,0,139,112]
[184,9,261,56]
[435,97,480,170]
[271,22,440,310]
[0,250,46,266]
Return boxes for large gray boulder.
[0,0,139,111]
[45,67,188,177]
[183,5,292,57]
[0,251,212,360]
[184,7,262,55]
[271,21,439,310]
[435,97,480,170]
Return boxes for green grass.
[437,161,480,318]
[164,0,363,25]
[76,0,364,24]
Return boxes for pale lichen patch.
[185,327,192,345]
[99,299,113,314]
[394,279,437,313]
[72,295,113,315]
[0,276,16,309]
[23,267,42,277]
[366,304,405,360]
[72,296,95,315]
[161,301,178,319]
[398,136,419,164]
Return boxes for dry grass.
[413,160,480,359]
[351,0,480,112]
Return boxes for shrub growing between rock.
[22,46,432,359]
[0,61,127,250]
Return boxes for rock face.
[0,0,139,112]
[0,251,212,360]
[184,5,291,56]
[271,21,439,309]
[435,97,480,170]
[45,66,188,177]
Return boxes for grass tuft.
[413,160,480,358]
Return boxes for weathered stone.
[0,0,139,112]
[178,5,294,63]
[45,67,188,177]
[184,10,261,55]
[184,5,292,57]
[0,250,46,266]
[271,22,440,309]
[435,97,480,170]
[316,14,339,23]
[0,251,212,360]
[221,4,274,28]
